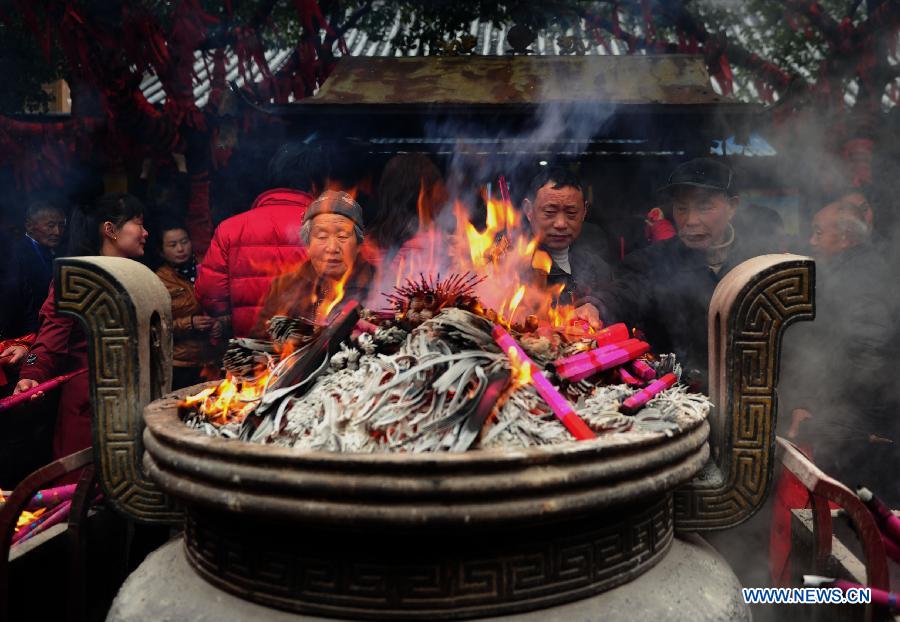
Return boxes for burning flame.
[182,374,268,426]
[320,271,350,319]
[9,506,46,534]
[382,185,592,332]
[184,176,597,424]
[506,346,533,388]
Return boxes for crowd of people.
[0,147,896,521]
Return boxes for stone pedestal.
[108,534,748,622]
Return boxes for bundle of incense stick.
[0,369,87,413]
[621,373,678,413]
[554,339,650,382]
[857,486,900,544]
[493,326,595,441]
[222,338,274,379]
[804,576,897,611]
[24,484,78,511]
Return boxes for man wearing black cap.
[255,190,375,331]
[609,158,769,386]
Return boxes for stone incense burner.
[51,254,813,621]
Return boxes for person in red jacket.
[14,193,149,462]
[195,143,338,339]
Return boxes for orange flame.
[15,507,47,533]
[507,346,533,388]
[182,373,269,426]
[321,271,350,320]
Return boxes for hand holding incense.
[492,326,595,441]
[0,368,87,413]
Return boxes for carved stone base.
[183,495,674,620]
[109,532,748,621]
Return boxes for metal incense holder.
[53,254,814,621]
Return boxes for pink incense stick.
[593,323,630,347]
[498,175,511,205]
[857,486,900,545]
[0,368,87,413]
[24,484,78,511]
[805,575,897,611]
[555,339,650,382]
[629,359,657,381]
[12,500,72,545]
[621,373,678,413]
[493,326,595,441]
[617,367,642,386]
[881,530,900,564]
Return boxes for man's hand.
[192,315,217,332]
[574,303,602,328]
[209,319,223,340]
[787,408,813,439]
[0,344,28,366]
[13,378,44,400]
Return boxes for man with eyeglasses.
[608,158,771,387]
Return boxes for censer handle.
[674,254,815,531]
[54,257,181,524]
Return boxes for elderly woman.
[256,191,375,332]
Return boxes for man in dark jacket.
[781,191,898,502]
[609,158,769,386]
[522,166,613,325]
[12,200,67,332]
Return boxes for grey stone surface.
[107,534,748,622]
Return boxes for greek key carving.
[55,257,180,524]
[675,256,815,531]
[184,495,674,619]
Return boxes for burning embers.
[180,179,709,450]
[180,273,709,453]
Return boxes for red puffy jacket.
[195,188,313,338]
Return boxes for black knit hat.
[658,158,737,197]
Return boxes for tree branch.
[326,0,375,46]
[782,0,842,46]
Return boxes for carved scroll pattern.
[675,260,814,531]
[56,260,180,523]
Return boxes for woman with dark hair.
[14,193,148,462]
[154,219,222,389]
[364,153,447,267]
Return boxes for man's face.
[671,187,737,250]
[308,214,359,280]
[26,209,67,249]
[809,203,851,261]
[524,183,586,251]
